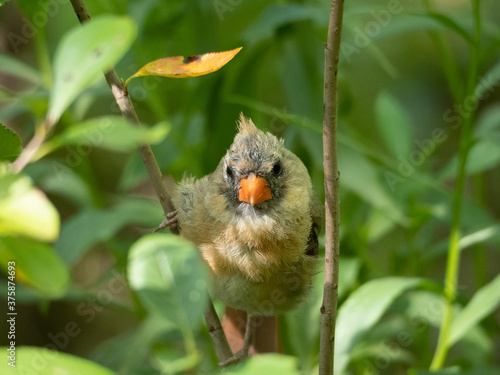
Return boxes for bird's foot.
[218,348,249,366]
[154,211,178,232]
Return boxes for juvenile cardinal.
[159,114,323,364]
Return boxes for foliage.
[0,0,499,374]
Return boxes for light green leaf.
[37,116,170,158]
[439,140,500,178]
[375,91,413,158]
[459,225,500,251]
[0,53,42,85]
[448,274,500,346]
[2,346,118,375]
[338,257,361,300]
[0,124,22,162]
[151,347,200,374]
[47,15,137,123]
[225,354,299,375]
[127,234,209,331]
[0,164,59,241]
[0,237,69,298]
[335,277,422,375]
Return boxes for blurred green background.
[0,0,499,374]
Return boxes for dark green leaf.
[422,12,473,44]
[55,198,164,264]
[339,145,405,222]
[242,3,326,46]
[0,124,22,162]
[0,53,42,85]
[408,367,461,375]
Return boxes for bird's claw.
[218,348,248,366]
[154,211,178,232]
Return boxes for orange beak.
[239,174,272,206]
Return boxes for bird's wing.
[305,192,323,257]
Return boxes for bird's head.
[221,114,288,211]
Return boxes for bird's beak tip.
[239,174,272,206]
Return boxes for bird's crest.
[237,113,260,135]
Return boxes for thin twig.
[204,298,233,361]
[319,1,344,374]
[68,0,232,365]
[12,123,48,173]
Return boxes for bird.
[158,113,323,364]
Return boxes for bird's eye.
[272,161,283,175]
[226,166,234,178]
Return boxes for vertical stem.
[319,1,344,375]
[430,0,482,369]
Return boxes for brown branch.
[319,1,344,375]
[205,297,233,361]
[68,0,232,365]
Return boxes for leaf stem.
[430,0,482,369]
[319,1,344,374]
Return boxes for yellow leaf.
[126,47,242,86]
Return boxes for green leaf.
[47,15,137,123]
[475,60,500,100]
[0,237,69,298]
[37,116,170,158]
[475,104,500,139]
[338,257,361,300]
[448,274,500,346]
[408,367,461,375]
[0,53,42,85]
[459,225,500,251]
[339,145,405,222]
[92,315,174,374]
[335,277,422,375]
[2,346,118,375]
[375,91,413,158]
[422,12,473,44]
[0,164,59,241]
[242,3,325,46]
[0,124,22,162]
[439,140,500,178]
[151,347,200,374]
[225,354,299,375]
[26,160,94,208]
[127,234,209,331]
[55,198,164,264]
